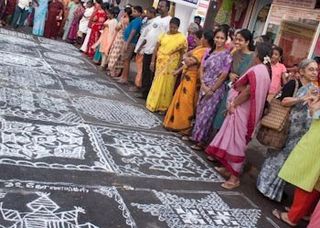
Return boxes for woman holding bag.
[273,92,320,227]
[257,59,318,201]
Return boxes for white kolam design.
[64,78,121,97]
[73,97,161,128]
[44,52,84,65]
[0,120,113,172]
[91,126,223,182]
[0,66,60,91]
[132,190,261,227]
[0,87,82,124]
[0,33,37,46]
[0,51,53,73]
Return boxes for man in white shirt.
[11,0,37,28]
[137,0,171,99]
[129,7,157,92]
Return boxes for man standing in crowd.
[194,15,202,29]
[11,0,37,29]
[117,5,143,84]
[137,0,171,99]
[130,7,157,92]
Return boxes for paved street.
[0,28,299,227]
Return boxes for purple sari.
[67,5,85,42]
[191,49,232,144]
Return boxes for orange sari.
[163,46,207,133]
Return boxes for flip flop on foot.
[181,136,190,141]
[272,209,297,227]
[206,156,216,162]
[117,79,128,84]
[190,144,203,151]
[221,180,240,190]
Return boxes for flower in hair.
[263,56,271,65]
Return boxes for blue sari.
[33,0,48,36]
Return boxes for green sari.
[212,50,254,129]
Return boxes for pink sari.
[206,64,271,176]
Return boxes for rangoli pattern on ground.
[0,66,61,91]
[132,190,261,227]
[0,192,99,228]
[0,33,37,46]
[44,52,84,65]
[38,37,78,50]
[64,78,121,97]
[91,127,223,182]
[52,64,95,77]
[0,87,81,124]
[0,120,112,172]
[40,43,83,56]
[0,51,52,73]
[0,181,136,228]
[0,28,34,40]
[0,43,38,56]
[73,97,161,128]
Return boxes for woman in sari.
[186,22,200,52]
[163,30,211,134]
[3,0,16,25]
[257,59,317,202]
[92,6,119,66]
[85,0,106,58]
[44,0,64,39]
[206,42,272,189]
[106,6,131,78]
[67,1,84,43]
[273,92,320,227]
[146,17,187,113]
[62,0,80,40]
[0,0,6,26]
[33,0,48,36]
[189,27,232,150]
[212,29,255,132]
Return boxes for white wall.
[175,3,195,34]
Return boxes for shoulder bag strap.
[293,79,299,97]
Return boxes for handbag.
[257,80,299,149]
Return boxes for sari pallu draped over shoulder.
[146,33,187,112]
[206,64,271,176]
[44,0,64,39]
[163,46,208,132]
[86,9,107,58]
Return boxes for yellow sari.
[146,32,187,112]
[163,46,207,133]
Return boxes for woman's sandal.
[181,136,190,141]
[272,209,297,227]
[221,180,240,190]
[207,156,216,162]
[117,79,128,84]
[190,144,203,151]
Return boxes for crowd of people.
[0,0,319,227]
